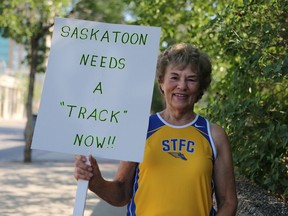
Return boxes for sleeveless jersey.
[127,113,217,216]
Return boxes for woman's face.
[160,64,200,113]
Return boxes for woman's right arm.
[74,155,137,206]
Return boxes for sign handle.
[73,156,90,216]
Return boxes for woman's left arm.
[211,123,238,216]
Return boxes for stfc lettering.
[162,139,195,153]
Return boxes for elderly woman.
[74,43,238,216]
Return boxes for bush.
[206,0,288,198]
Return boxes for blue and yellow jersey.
[127,113,217,216]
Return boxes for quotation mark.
[60,101,65,106]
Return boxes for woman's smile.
[160,64,200,113]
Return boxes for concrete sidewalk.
[0,119,126,216]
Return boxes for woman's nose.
[177,79,187,90]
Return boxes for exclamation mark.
[107,136,116,148]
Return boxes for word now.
[74,134,116,149]
[60,102,128,123]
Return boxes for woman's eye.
[188,79,196,82]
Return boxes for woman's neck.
[159,109,196,126]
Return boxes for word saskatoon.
[60,25,148,45]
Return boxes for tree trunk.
[24,36,38,163]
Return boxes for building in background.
[0,36,27,120]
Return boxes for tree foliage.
[69,0,126,23]
[126,0,288,198]
[206,0,288,197]
[0,0,71,71]
[125,0,222,50]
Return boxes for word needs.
[80,53,125,69]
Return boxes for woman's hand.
[74,155,93,181]
[74,155,105,193]
[74,155,137,206]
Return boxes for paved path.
[0,119,126,216]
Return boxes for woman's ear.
[159,83,164,94]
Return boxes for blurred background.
[0,0,287,215]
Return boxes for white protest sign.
[31,17,161,163]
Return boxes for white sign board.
[32,17,161,162]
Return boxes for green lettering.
[118,58,126,69]
[139,33,148,45]
[96,137,105,148]
[99,110,108,121]
[91,55,98,66]
[90,29,99,40]
[73,134,83,146]
[93,82,103,94]
[130,33,139,44]
[71,27,78,38]
[84,135,94,147]
[109,57,117,68]
[112,31,121,42]
[101,30,110,42]
[78,106,87,119]
[110,111,120,123]
[61,26,70,37]
[100,56,107,68]
[121,32,129,44]
[67,104,77,117]
[87,108,97,120]
[80,54,89,65]
[80,28,88,40]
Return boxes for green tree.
[69,0,126,23]
[206,0,288,197]
[0,0,127,162]
[125,0,223,50]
